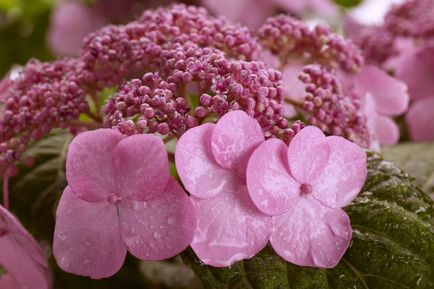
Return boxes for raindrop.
[153,232,161,240]
[167,217,176,225]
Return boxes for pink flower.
[352,65,409,146]
[0,206,51,289]
[246,126,367,268]
[203,0,336,29]
[406,97,434,142]
[175,111,271,267]
[47,0,106,56]
[53,129,196,279]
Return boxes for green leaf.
[334,0,362,8]
[6,131,71,240]
[182,154,434,289]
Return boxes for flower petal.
[190,179,271,267]
[66,129,124,202]
[246,138,300,216]
[112,134,169,201]
[53,186,126,279]
[406,97,434,142]
[175,123,233,198]
[374,115,400,145]
[270,197,352,268]
[0,274,21,289]
[395,46,434,101]
[287,126,329,184]
[354,65,409,116]
[0,207,50,289]
[211,110,265,177]
[312,136,367,208]
[119,178,196,261]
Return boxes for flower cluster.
[298,65,370,147]
[103,42,293,139]
[258,15,364,73]
[0,59,91,174]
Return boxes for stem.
[163,135,175,144]
[91,91,101,116]
[85,111,102,123]
[285,97,304,109]
[69,120,102,129]
[3,171,10,210]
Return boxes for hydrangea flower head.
[53,129,196,278]
[0,206,51,289]
[247,126,367,267]
[175,110,271,267]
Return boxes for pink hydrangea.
[203,0,337,29]
[405,97,434,142]
[352,65,409,146]
[175,110,271,267]
[0,206,51,289]
[246,126,367,268]
[53,129,196,278]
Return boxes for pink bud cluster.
[103,42,297,140]
[385,0,434,39]
[349,26,397,66]
[81,4,261,88]
[258,15,364,73]
[299,65,370,147]
[0,59,91,172]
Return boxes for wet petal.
[112,134,169,201]
[53,187,126,279]
[406,97,434,142]
[119,178,196,261]
[175,123,233,198]
[191,180,271,267]
[246,138,300,216]
[270,197,352,268]
[66,129,124,202]
[211,111,264,177]
[312,136,367,208]
[374,115,400,145]
[0,207,50,289]
[287,126,329,184]
[354,65,409,116]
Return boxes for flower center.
[299,183,312,195]
[107,194,122,205]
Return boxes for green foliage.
[182,154,434,289]
[0,0,55,76]
[334,0,362,8]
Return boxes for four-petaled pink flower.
[53,129,196,279]
[0,205,51,289]
[352,65,409,147]
[175,110,271,267]
[247,126,367,268]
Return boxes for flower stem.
[3,171,10,210]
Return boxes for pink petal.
[0,207,50,289]
[203,0,274,29]
[374,115,400,145]
[406,97,434,142]
[47,1,106,56]
[354,65,409,116]
[281,64,306,102]
[287,126,329,184]
[246,138,300,216]
[190,179,271,267]
[53,187,126,279]
[395,46,434,100]
[312,136,367,208]
[175,123,233,199]
[0,274,21,289]
[276,0,337,17]
[270,197,351,268]
[118,178,196,261]
[211,111,264,177]
[66,129,124,202]
[112,134,169,201]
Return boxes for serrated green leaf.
[182,155,434,289]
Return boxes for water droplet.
[153,232,161,240]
